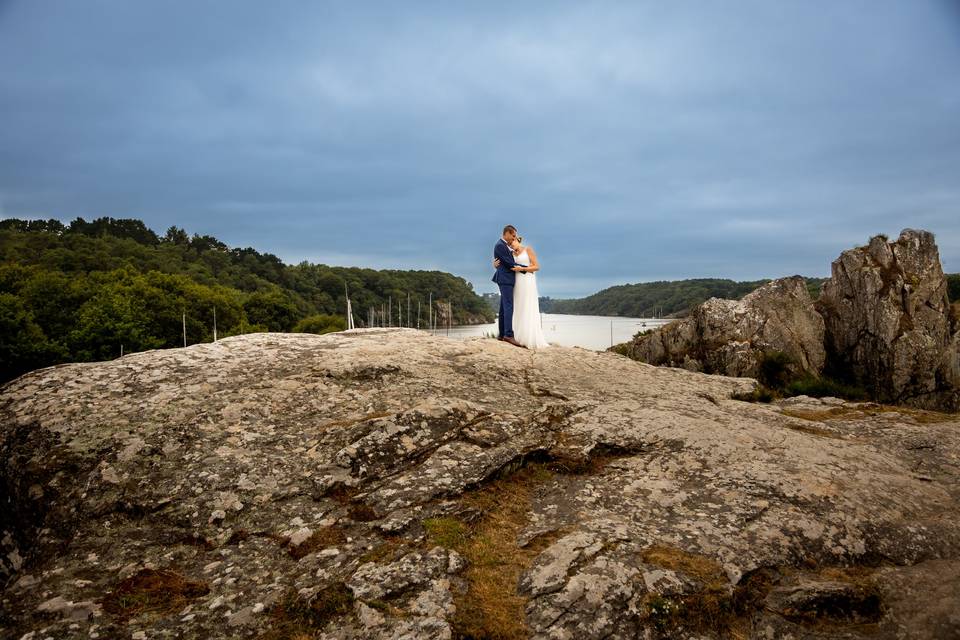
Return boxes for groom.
[492,225,526,347]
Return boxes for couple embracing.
[492,225,550,349]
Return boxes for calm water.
[432,313,672,351]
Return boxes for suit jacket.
[492,239,527,286]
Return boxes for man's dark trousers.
[498,284,514,338]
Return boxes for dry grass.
[639,544,726,583]
[259,583,354,640]
[782,404,956,424]
[358,537,406,565]
[101,568,209,621]
[422,463,558,640]
[347,502,380,522]
[778,419,845,439]
[638,545,767,638]
[286,526,347,560]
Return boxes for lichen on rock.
[1,328,959,639]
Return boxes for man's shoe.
[503,337,526,348]
[497,336,505,341]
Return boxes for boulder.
[624,275,825,379]
[817,229,960,411]
[2,330,959,639]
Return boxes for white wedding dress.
[512,248,550,349]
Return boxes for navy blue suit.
[492,239,527,338]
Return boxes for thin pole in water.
[120,344,123,357]
[610,320,613,348]
[429,293,433,332]
[407,292,411,327]
[182,312,187,347]
[213,307,217,342]
[388,297,392,327]
[417,299,421,329]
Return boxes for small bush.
[757,351,795,389]
[292,314,346,335]
[608,343,631,356]
[785,376,868,401]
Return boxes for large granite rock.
[2,330,960,639]
[817,229,960,412]
[624,276,825,379]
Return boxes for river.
[430,313,673,351]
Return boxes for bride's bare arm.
[520,247,539,272]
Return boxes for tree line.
[0,217,494,383]
[539,278,817,318]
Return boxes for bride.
[508,236,550,349]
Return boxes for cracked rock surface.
[2,329,959,639]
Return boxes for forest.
[0,217,493,383]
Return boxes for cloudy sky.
[1,1,958,297]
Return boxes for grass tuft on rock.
[422,463,559,640]
[286,526,347,560]
[638,547,777,638]
[260,583,354,640]
[101,568,210,621]
[640,544,726,583]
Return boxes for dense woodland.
[0,217,493,383]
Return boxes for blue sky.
[1,1,958,297]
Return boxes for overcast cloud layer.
[1,1,958,297]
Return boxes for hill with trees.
[0,217,493,383]
[540,278,822,318]
[544,274,959,319]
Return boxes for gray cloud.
[1,0,959,296]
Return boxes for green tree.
[0,293,67,380]
[292,314,346,335]
[243,289,300,332]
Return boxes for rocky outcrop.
[621,230,960,413]
[3,330,960,639]
[624,276,825,379]
[817,229,960,412]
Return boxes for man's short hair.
[503,225,517,235]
